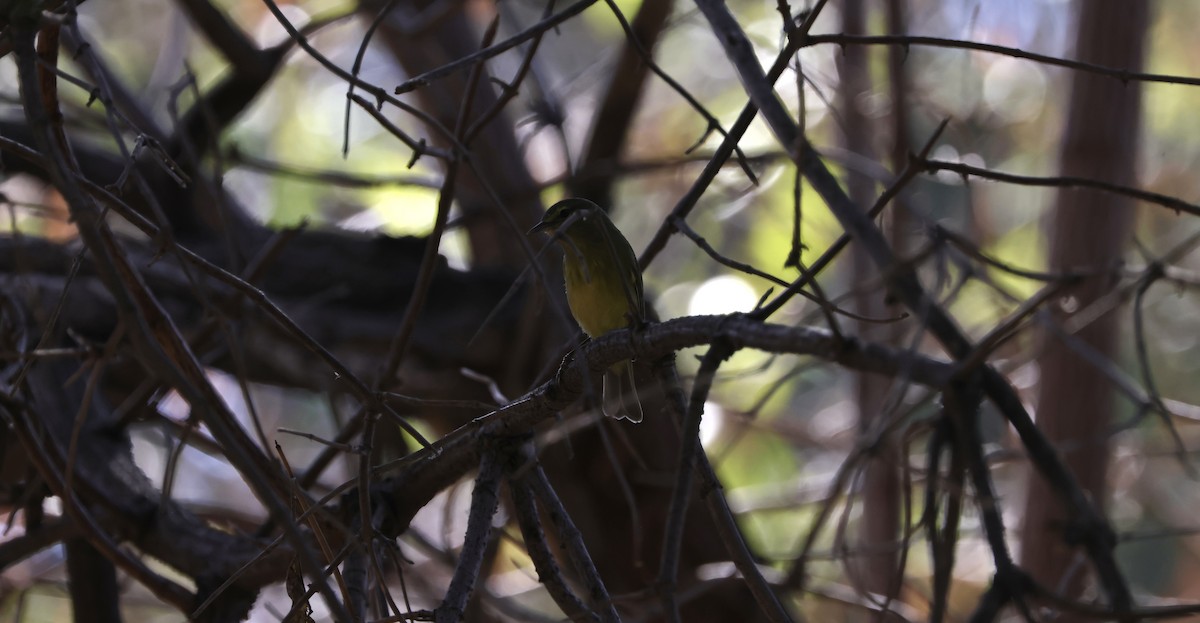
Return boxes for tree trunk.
[839,0,903,610]
[1019,1,1146,613]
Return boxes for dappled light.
[0,1,1199,622]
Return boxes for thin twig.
[526,460,621,622]
[395,0,600,94]
[507,447,603,622]
[434,450,504,623]
[804,33,1200,87]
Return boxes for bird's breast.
[562,254,633,338]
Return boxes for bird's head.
[529,198,602,235]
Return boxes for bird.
[530,198,645,422]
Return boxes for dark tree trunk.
[1019,1,1147,614]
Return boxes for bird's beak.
[528,220,550,235]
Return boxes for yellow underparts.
[555,221,644,422]
[561,239,635,338]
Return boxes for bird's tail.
[602,360,643,423]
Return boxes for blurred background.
[1,0,1198,621]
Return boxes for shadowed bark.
[1019,0,1146,612]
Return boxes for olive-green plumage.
[531,198,644,422]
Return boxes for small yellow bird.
[531,198,644,422]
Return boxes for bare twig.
[394,0,599,95]
[525,459,621,623]
[690,1,1133,609]
[804,33,1200,88]
[507,444,607,623]
[433,450,503,623]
